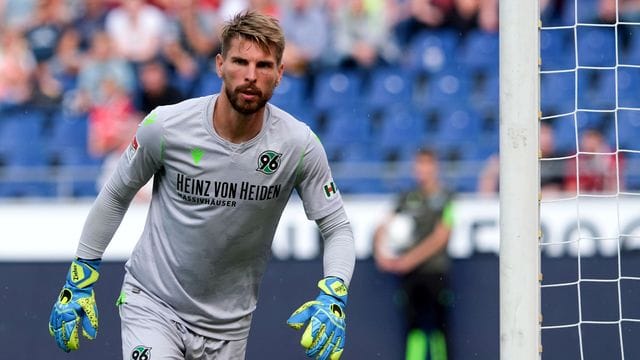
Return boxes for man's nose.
[244,64,257,82]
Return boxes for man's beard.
[225,82,272,115]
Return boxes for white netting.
[539,0,640,359]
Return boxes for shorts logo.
[131,345,151,360]
[256,150,282,175]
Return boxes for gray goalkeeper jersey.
[111,95,344,340]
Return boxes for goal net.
[539,0,640,359]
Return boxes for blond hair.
[220,11,286,65]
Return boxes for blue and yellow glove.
[49,258,101,352]
[287,277,348,360]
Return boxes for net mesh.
[539,0,640,359]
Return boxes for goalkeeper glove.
[287,277,348,360]
[49,258,101,352]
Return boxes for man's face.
[216,37,283,115]
[413,154,438,185]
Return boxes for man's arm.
[75,174,145,258]
[384,201,455,275]
[316,207,356,286]
[288,129,354,359]
[76,110,164,258]
[390,220,451,275]
[49,110,163,352]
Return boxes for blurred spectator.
[394,0,497,46]
[88,77,138,156]
[47,26,85,94]
[30,57,64,113]
[164,0,221,64]
[540,0,564,25]
[448,0,498,34]
[373,148,455,359]
[329,0,400,69]
[0,0,38,31]
[477,122,565,195]
[71,0,109,51]
[249,0,280,17]
[136,58,184,114]
[74,31,135,112]
[218,0,249,21]
[89,76,149,199]
[162,0,217,94]
[393,0,454,46]
[105,0,167,64]
[0,28,37,106]
[24,0,72,64]
[280,0,329,76]
[476,152,498,195]
[149,0,221,11]
[539,121,566,194]
[564,128,621,194]
[599,0,640,22]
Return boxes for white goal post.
[499,0,541,359]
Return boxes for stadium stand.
[0,0,638,198]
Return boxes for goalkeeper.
[48,10,355,360]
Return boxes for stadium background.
[0,0,638,358]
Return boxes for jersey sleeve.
[75,110,164,259]
[295,131,344,221]
[113,111,164,189]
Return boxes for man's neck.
[213,96,265,144]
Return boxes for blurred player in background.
[374,148,455,360]
[48,10,355,360]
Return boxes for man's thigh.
[119,284,185,360]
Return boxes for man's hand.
[49,258,101,352]
[287,277,348,360]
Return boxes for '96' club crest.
[256,150,282,175]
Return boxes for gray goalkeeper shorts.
[118,281,247,360]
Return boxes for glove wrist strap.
[67,258,101,289]
[317,277,348,306]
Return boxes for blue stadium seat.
[419,69,472,111]
[458,30,499,73]
[283,103,319,133]
[613,110,640,151]
[434,107,482,149]
[406,30,460,74]
[192,71,223,98]
[473,72,499,112]
[312,69,364,112]
[623,151,640,190]
[334,171,386,194]
[57,148,101,197]
[562,0,601,25]
[617,67,640,108]
[270,74,308,109]
[47,111,89,159]
[377,105,426,155]
[577,26,616,67]
[364,66,414,111]
[321,107,372,145]
[541,71,576,116]
[0,109,56,197]
[552,113,592,155]
[540,29,575,71]
[0,108,46,148]
[579,69,615,110]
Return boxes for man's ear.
[215,53,224,78]
[277,63,284,83]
